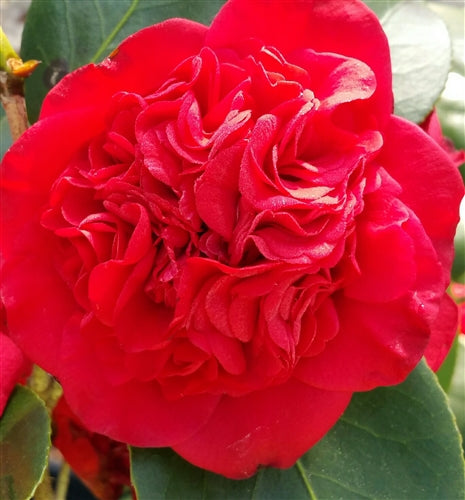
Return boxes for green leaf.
[0,385,51,500]
[130,447,310,500]
[453,218,465,280]
[362,0,401,19]
[427,1,465,77]
[438,100,465,153]
[382,1,452,124]
[301,360,464,498]
[20,0,226,123]
[130,360,464,500]
[448,337,465,450]
[432,0,465,159]
[0,108,13,158]
[436,333,459,393]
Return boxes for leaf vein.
[307,472,372,499]
[91,0,106,41]
[250,468,263,500]
[296,459,318,500]
[90,0,140,63]
[340,418,446,477]
[63,0,76,69]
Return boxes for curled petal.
[207,0,392,122]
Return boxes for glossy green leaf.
[431,1,465,162]
[0,108,13,158]
[437,333,459,393]
[448,337,465,450]
[20,0,226,122]
[453,218,465,280]
[382,1,451,124]
[0,385,51,500]
[362,0,401,19]
[301,360,464,499]
[130,360,465,500]
[427,1,465,77]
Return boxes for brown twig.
[0,70,29,141]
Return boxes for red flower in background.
[421,110,465,168]
[1,0,463,478]
[450,283,465,335]
[53,398,132,500]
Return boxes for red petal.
[59,317,220,447]
[1,109,105,256]
[173,378,351,478]
[424,293,459,371]
[378,116,464,273]
[344,217,416,303]
[0,333,30,415]
[295,296,430,391]
[1,248,76,373]
[207,0,392,123]
[40,19,208,120]
[195,142,243,239]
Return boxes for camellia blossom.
[1,0,463,478]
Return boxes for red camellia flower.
[1,0,463,478]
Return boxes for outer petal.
[40,19,208,119]
[295,296,430,391]
[59,317,220,447]
[173,378,351,479]
[0,332,30,415]
[1,253,76,373]
[207,0,392,122]
[1,112,102,371]
[1,109,103,226]
[378,115,464,273]
[343,222,416,303]
[424,293,459,371]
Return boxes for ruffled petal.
[1,112,102,371]
[207,0,392,122]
